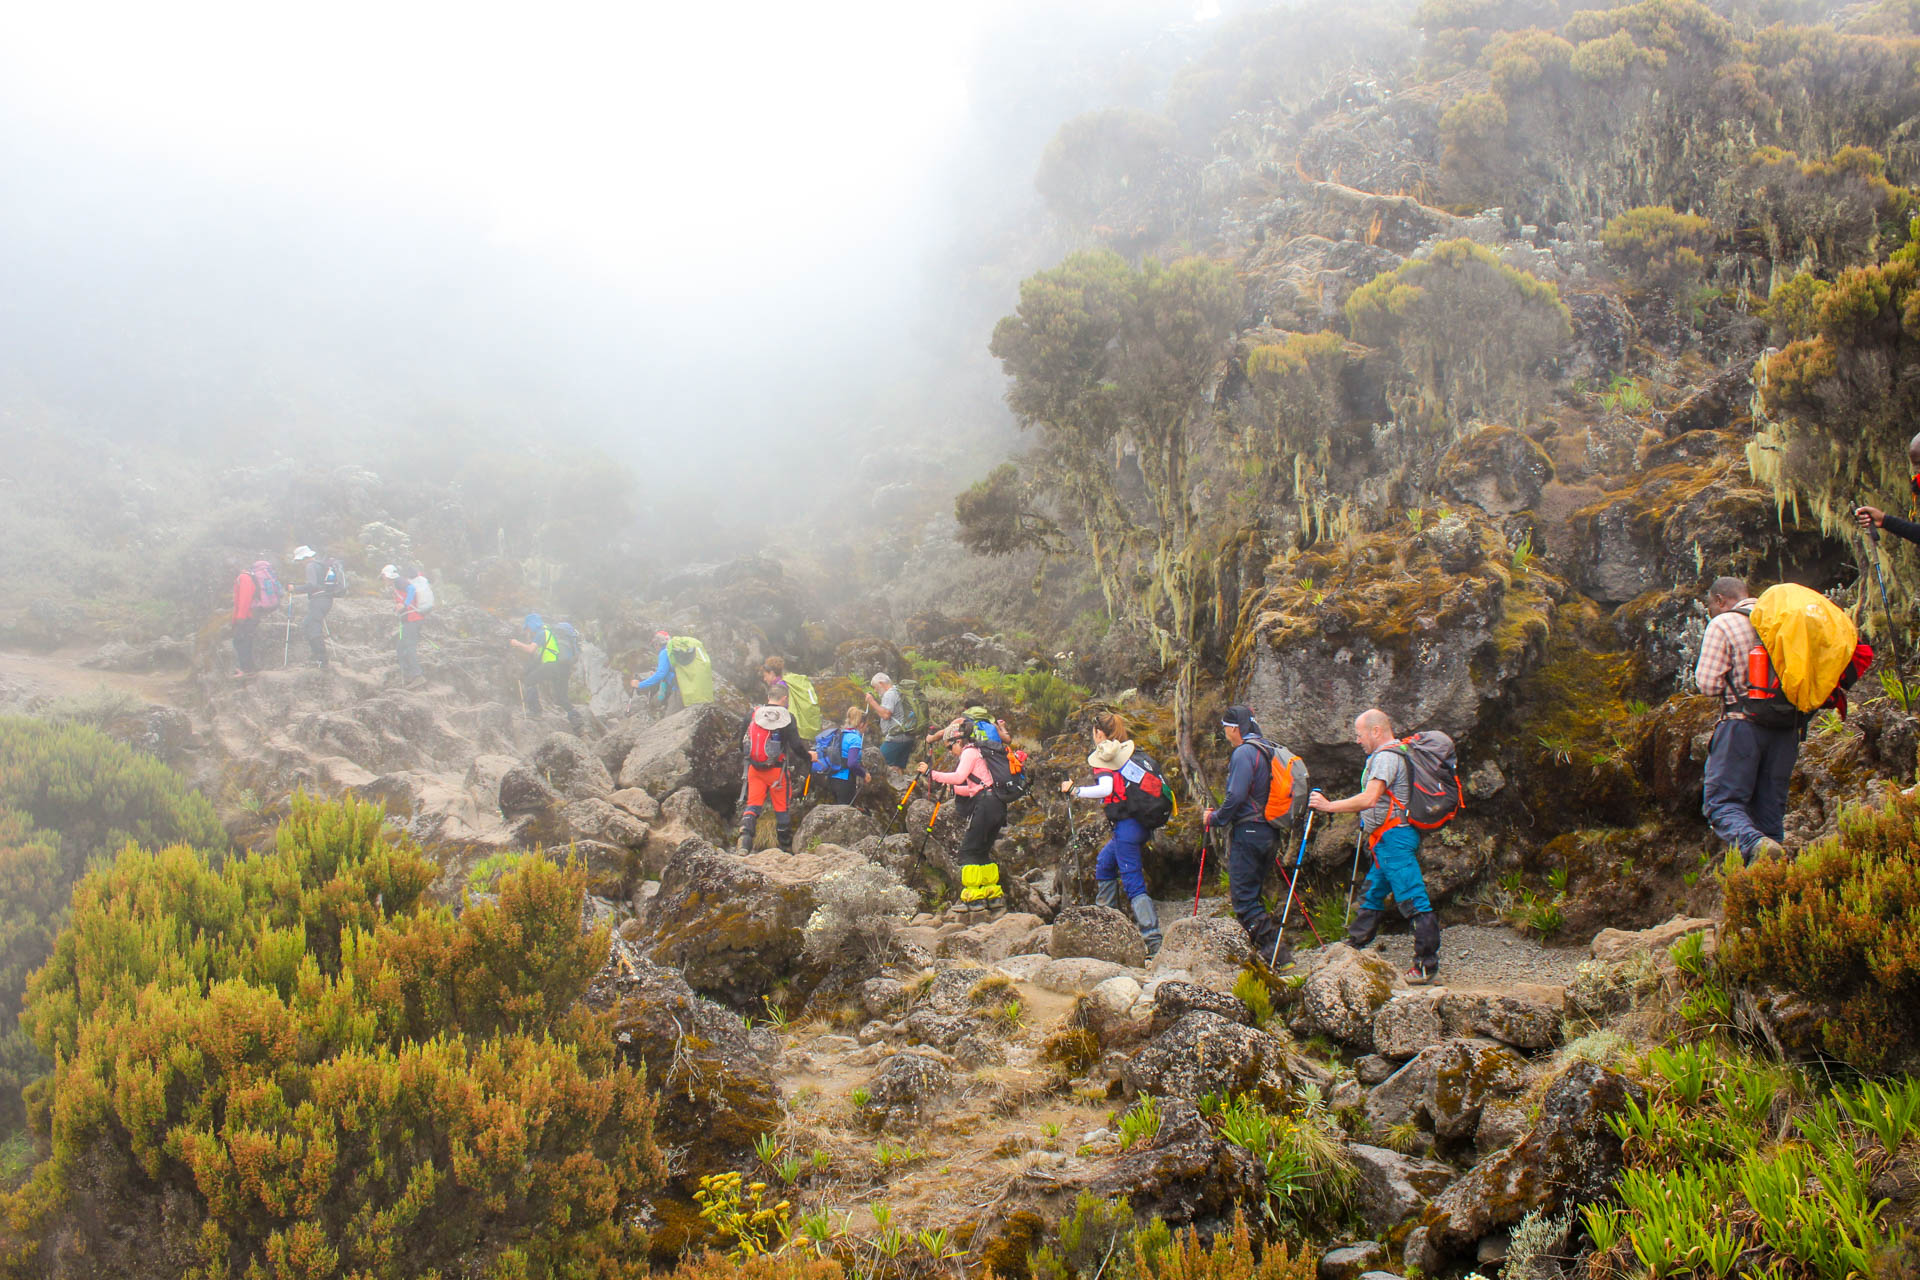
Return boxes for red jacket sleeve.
[233,573,255,621]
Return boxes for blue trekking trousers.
[1094,817,1150,898]
[1701,717,1798,854]
[1359,824,1433,917]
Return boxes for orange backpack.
[1251,737,1310,827]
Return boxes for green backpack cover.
[784,672,822,740]
[667,636,714,705]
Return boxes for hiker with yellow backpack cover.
[1694,576,1872,861]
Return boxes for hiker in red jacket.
[230,559,279,677]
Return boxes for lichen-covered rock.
[648,787,730,852]
[1150,915,1254,989]
[559,797,649,849]
[1122,1011,1297,1105]
[862,1053,956,1129]
[1365,1037,1526,1141]
[1299,947,1397,1049]
[861,977,908,1019]
[1347,1144,1456,1235]
[1050,905,1149,967]
[1590,915,1715,967]
[609,787,663,824]
[795,804,883,851]
[1148,980,1252,1035]
[633,839,864,1007]
[933,911,1048,964]
[498,763,560,817]
[531,732,613,799]
[617,702,746,806]
[1031,957,1130,993]
[1439,424,1554,517]
[1317,1242,1388,1280]
[1355,1054,1397,1086]
[1372,985,1566,1057]
[1048,1096,1264,1227]
[1407,1062,1644,1273]
[586,941,779,1170]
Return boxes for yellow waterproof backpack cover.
[784,673,822,740]
[1748,583,1858,713]
[667,636,715,705]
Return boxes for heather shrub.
[1600,205,1713,290]
[0,794,660,1277]
[0,716,222,1134]
[1720,791,1920,1073]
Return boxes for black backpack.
[978,739,1032,803]
[1112,750,1174,832]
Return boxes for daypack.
[666,636,715,705]
[253,568,284,612]
[409,576,435,613]
[319,557,349,598]
[1248,737,1310,829]
[1109,750,1174,832]
[977,737,1032,803]
[746,721,780,769]
[1734,585,1862,731]
[553,621,583,663]
[785,673,823,740]
[1371,730,1463,846]
[815,727,848,773]
[894,679,929,734]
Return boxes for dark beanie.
[1221,704,1260,736]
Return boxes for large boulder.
[1407,1062,1645,1273]
[647,787,731,855]
[1347,1144,1457,1235]
[1122,1011,1297,1105]
[530,732,614,799]
[1147,981,1252,1035]
[795,804,883,852]
[1365,1038,1526,1142]
[1372,985,1566,1058]
[1150,916,1254,990]
[633,839,865,1007]
[1298,947,1398,1050]
[585,942,779,1170]
[1050,906,1149,968]
[616,703,746,806]
[862,1053,956,1129]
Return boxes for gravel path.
[1296,923,1592,989]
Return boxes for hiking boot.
[1751,837,1790,861]
[1405,962,1440,986]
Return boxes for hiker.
[382,564,428,687]
[1059,712,1164,959]
[865,673,915,769]
[1203,705,1288,964]
[289,545,344,668]
[814,705,867,805]
[761,656,788,696]
[632,630,714,715]
[1854,430,1920,545]
[919,710,1015,917]
[1693,576,1793,860]
[739,686,813,852]
[1309,708,1443,985]
[510,612,583,732]
[229,559,278,676]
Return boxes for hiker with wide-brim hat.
[739,690,811,853]
[1059,711,1164,958]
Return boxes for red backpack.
[1369,730,1463,848]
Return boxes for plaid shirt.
[1694,600,1761,708]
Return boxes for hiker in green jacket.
[632,630,714,715]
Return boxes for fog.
[0,0,1218,520]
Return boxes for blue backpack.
[814,728,846,773]
[553,621,582,663]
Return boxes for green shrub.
[1719,792,1920,1073]
[0,795,660,1276]
[0,716,223,1134]
[1600,205,1713,289]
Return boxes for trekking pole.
[1193,826,1212,918]
[283,608,292,667]
[1864,524,1912,715]
[916,784,950,862]
[1272,807,1323,966]
[1344,826,1365,930]
[1065,794,1080,902]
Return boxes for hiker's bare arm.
[1309,779,1385,814]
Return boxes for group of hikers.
[224,432,1920,987]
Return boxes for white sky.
[0,1,1002,300]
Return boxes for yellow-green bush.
[0,716,223,1135]
[0,794,660,1278]
[1600,205,1713,289]
[1720,791,1920,1073]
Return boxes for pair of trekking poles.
[1192,799,1369,968]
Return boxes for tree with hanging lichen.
[0,793,661,1277]
[954,463,1071,557]
[989,249,1241,796]
[1345,238,1571,428]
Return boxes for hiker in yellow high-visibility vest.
[510,613,582,732]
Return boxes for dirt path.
[0,647,191,708]
[1298,922,1591,989]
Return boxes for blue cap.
[524,612,543,631]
